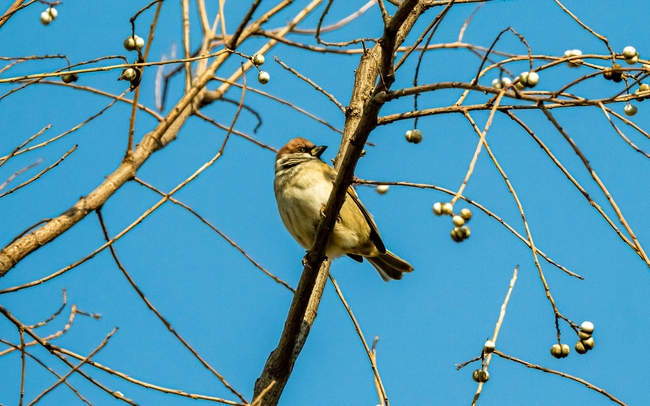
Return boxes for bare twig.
[329,276,389,405]
[541,104,650,266]
[274,56,345,113]
[471,266,518,405]
[0,145,77,199]
[493,350,626,405]
[96,209,247,403]
[27,328,118,405]
[354,178,580,279]
[133,177,294,292]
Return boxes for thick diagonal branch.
[253,1,425,405]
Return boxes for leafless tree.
[0,0,646,405]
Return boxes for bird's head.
[276,137,327,162]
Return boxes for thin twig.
[27,328,118,405]
[95,209,248,403]
[329,276,389,406]
[0,160,42,192]
[493,350,626,405]
[274,56,345,113]
[354,178,581,279]
[451,91,504,205]
[471,266,518,405]
[540,104,650,266]
[464,111,574,329]
[127,0,163,153]
[0,339,92,405]
[0,145,77,199]
[0,124,50,168]
[133,177,294,292]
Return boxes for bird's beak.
[311,145,327,158]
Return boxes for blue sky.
[1,0,649,405]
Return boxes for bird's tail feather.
[367,251,414,282]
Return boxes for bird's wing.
[346,186,386,254]
[322,162,386,254]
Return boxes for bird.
[274,137,414,281]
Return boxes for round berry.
[492,78,503,89]
[48,7,58,19]
[483,340,495,354]
[450,228,463,242]
[441,202,453,215]
[527,71,539,87]
[519,72,529,87]
[624,103,637,116]
[121,68,137,81]
[432,202,443,216]
[61,73,78,83]
[460,208,472,220]
[560,343,570,357]
[124,36,136,51]
[258,71,270,84]
[405,129,423,144]
[550,344,563,359]
[252,54,265,66]
[40,11,52,25]
[376,185,389,195]
[134,35,145,51]
[623,46,637,60]
[580,321,594,334]
[472,369,490,383]
[575,340,587,354]
[452,215,465,227]
[582,337,595,350]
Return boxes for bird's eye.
[299,147,306,153]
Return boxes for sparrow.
[274,137,414,281]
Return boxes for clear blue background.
[1,0,649,405]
